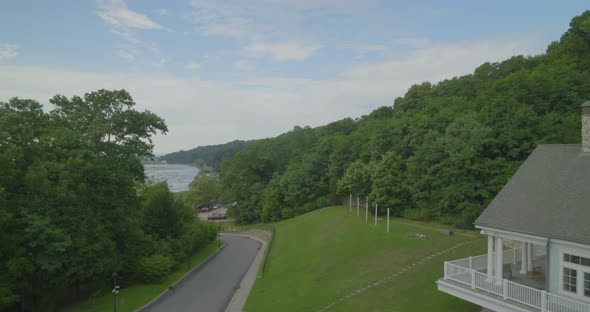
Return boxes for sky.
[0,1,588,154]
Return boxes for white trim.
[487,235,494,277]
[553,241,590,260]
[526,243,535,272]
[442,252,590,312]
[520,241,527,275]
[553,239,590,252]
[495,236,504,279]
[558,249,590,302]
[437,279,535,312]
[477,226,548,246]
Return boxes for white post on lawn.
[495,236,503,280]
[349,194,352,213]
[527,243,533,272]
[374,204,378,225]
[356,197,359,217]
[387,208,390,233]
[520,241,527,275]
[487,235,494,278]
[365,199,368,222]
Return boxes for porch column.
[487,235,494,277]
[520,242,528,274]
[527,243,533,272]
[495,236,504,279]
[531,244,535,260]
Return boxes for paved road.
[143,235,261,312]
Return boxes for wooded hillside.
[217,11,590,226]
[160,140,252,171]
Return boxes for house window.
[563,267,577,293]
[563,253,590,267]
[585,272,590,297]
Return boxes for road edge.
[136,243,226,312]
[223,233,268,312]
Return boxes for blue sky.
[0,1,588,153]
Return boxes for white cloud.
[96,1,166,65]
[189,0,374,41]
[244,42,320,61]
[234,59,254,71]
[0,35,543,154]
[186,62,201,70]
[116,50,135,61]
[194,17,251,39]
[155,8,168,17]
[0,44,18,61]
[188,0,365,64]
[342,36,541,82]
[96,0,163,30]
[393,38,432,49]
[157,58,170,67]
[191,4,254,39]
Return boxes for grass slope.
[245,206,486,312]
[64,241,222,312]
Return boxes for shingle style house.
[475,143,590,246]
[437,102,590,312]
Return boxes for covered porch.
[441,227,590,312]
[441,249,590,312]
[505,254,546,290]
[480,226,549,290]
[445,244,547,290]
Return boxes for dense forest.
[0,90,218,311]
[160,140,252,171]
[210,11,590,226]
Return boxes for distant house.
[437,102,590,312]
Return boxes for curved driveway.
[142,235,261,312]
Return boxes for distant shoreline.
[143,164,199,192]
[144,166,175,171]
[144,163,197,171]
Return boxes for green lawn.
[245,206,486,312]
[63,240,223,312]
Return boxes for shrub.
[402,208,432,221]
[206,223,218,241]
[138,254,174,283]
[437,215,456,225]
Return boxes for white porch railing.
[451,248,521,271]
[444,250,589,312]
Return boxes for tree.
[337,160,374,198]
[0,90,170,311]
[370,151,410,216]
[141,182,192,240]
[185,176,222,209]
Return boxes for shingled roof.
[474,144,590,245]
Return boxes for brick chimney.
[583,101,590,153]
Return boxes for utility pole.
[365,199,368,222]
[387,208,390,233]
[218,225,221,248]
[356,197,359,216]
[374,204,378,225]
[187,241,191,271]
[112,272,119,312]
[349,194,352,212]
